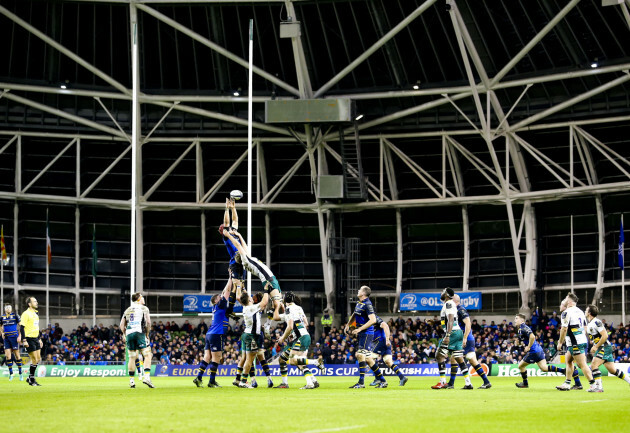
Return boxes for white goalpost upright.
[247,18,254,296]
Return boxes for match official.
[20,296,42,386]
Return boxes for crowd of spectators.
[2,309,630,366]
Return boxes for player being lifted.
[345,285,387,389]
[193,275,232,388]
[223,229,283,318]
[369,316,408,387]
[447,294,491,389]
[513,312,576,388]
[1,303,24,381]
[585,304,630,391]
[120,293,154,389]
[275,292,324,389]
[556,293,596,392]
[218,198,244,318]
[431,288,472,390]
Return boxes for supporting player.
[369,316,408,387]
[194,276,232,388]
[586,304,630,391]
[431,288,473,390]
[447,294,491,389]
[345,285,387,389]
[20,297,42,386]
[237,291,269,388]
[276,292,324,389]
[513,313,575,388]
[556,293,596,392]
[1,303,24,381]
[224,229,283,318]
[218,198,245,318]
[120,293,154,389]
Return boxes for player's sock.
[302,368,313,385]
[16,359,22,374]
[592,369,602,386]
[473,364,490,384]
[260,359,271,377]
[572,369,582,386]
[369,363,385,382]
[615,369,630,384]
[448,364,457,386]
[358,361,367,385]
[236,366,243,382]
[249,365,256,378]
[7,360,13,375]
[548,365,565,375]
[391,364,405,380]
[29,364,37,379]
[209,362,218,383]
[197,360,209,380]
[458,362,471,386]
[280,360,289,385]
[144,368,150,379]
[129,371,135,378]
[135,359,142,374]
[438,362,446,384]
[520,371,528,386]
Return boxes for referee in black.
[20,296,43,386]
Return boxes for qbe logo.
[183,296,198,311]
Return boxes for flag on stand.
[92,224,97,278]
[46,209,52,265]
[1,225,7,265]
[617,216,624,271]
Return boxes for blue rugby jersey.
[518,323,542,353]
[353,298,375,335]
[208,297,229,335]
[1,312,19,336]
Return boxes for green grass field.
[2,376,629,433]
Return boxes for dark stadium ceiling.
[0,0,629,136]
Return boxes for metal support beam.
[314,0,438,97]
[22,138,77,193]
[81,145,132,198]
[260,150,309,204]
[143,141,197,200]
[200,212,206,293]
[74,206,81,315]
[135,3,300,97]
[200,146,253,203]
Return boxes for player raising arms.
[585,304,630,391]
[236,292,274,388]
[218,198,244,317]
[431,288,472,390]
[223,229,283,318]
[345,285,387,389]
[369,316,407,387]
[556,293,596,392]
[513,313,575,388]
[276,292,324,389]
[1,303,24,381]
[447,294,491,389]
[237,291,269,388]
[193,275,232,388]
[120,293,154,389]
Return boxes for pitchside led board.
[399,292,482,311]
[183,294,242,313]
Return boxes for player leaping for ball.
[585,304,630,391]
[218,198,244,318]
[513,312,576,388]
[431,288,472,390]
[447,294,491,389]
[223,229,283,318]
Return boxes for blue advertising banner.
[153,363,489,377]
[183,294,242,313]
[399,292,482,311]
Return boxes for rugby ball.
[230,190,243,200]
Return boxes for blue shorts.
[257,334,265,349]
[523,349,545,364]
[229,263,245,280]
[205,334,224,352]
[357,333,374,354]
[3,335,19,351]
[372,339,392,356]
[463,338,475,356]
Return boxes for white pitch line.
[298,425,366,433]
[579,399,607,403]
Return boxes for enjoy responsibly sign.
[399,292,482,311]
